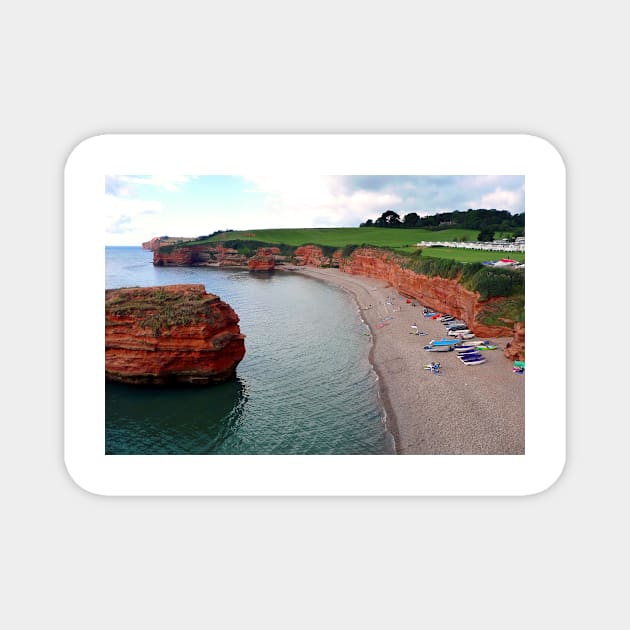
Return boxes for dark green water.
[106,247,392,454]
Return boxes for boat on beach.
[447,328,471,336]
[458,350,484,359]
[446,324,468,331]
[460,356,486,365]
[429,338,462,347]
[424,344,454,352]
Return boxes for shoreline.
[281,267,402,452]
[283,265,524,455]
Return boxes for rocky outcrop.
[143,236,192,251]
[248,247,276,272]
[105,284,246,385]
[503,322,525,361]
[215,245,248,266]
[153,244,247,267]
[294,245,330,267]
[340,248,521,339]
[142,237,162,251]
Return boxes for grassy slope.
[200,227,524,263]
[420,247,525,263]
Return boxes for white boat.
[447,329,471,336]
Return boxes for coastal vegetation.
[476,296,525,328]
[153,223,525,324]
[400,254,524,301]
[173,226,524,261]
[106,287,216,337]
[360,208,525,237]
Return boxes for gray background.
[2,1,626,628]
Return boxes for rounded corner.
[63,456,108,497]
[64,133,109,176]
[523,455,567,497]
[521,133,567,175]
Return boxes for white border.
[64,134,565,496]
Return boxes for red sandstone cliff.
[147,242,524,358]
[142,237,162,251]
[153,244,247,267]
[340,248,524,353]
[504,322,525,361]
[248,247,276,271]
[143,236,193,251]
[105,284,246,385]
[294,245,330,267]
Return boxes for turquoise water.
[106,247,392,454]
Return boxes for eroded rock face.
[294,245,330,267]
[105,284,246,385]
[153,244,248,267]
[142,237,162,251]
[247,248,276,271]
[341,248,521,339]
[504,322,525,362]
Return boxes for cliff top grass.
[199,226,482,249]
[163,227,524,263]
[106,286,219,336]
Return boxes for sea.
[106,247,393,454]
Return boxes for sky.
[105,174,525,245]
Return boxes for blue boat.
[460,356,486,366]
[429,338,462,346]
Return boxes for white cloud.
[479,187,524,212]
[105,195,162,239]
[242,175,401,227]
[111,175,197,193]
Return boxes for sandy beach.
[284,266,524,454]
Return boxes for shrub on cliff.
[477,296,525,326]
[400,255,463,280]
[465,267,524,301]
[398,254,524,300]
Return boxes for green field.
[204,227,476,248]
[421,247,525,263]
[197,227,523,263]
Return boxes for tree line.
[360,208,525,239]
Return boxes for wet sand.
[284,266,525,455]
